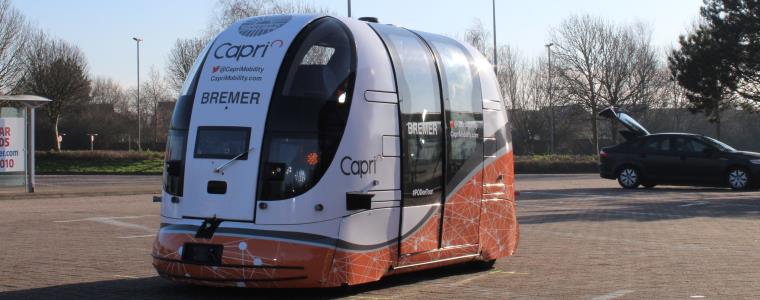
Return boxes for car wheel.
[642,182,657,189]
[617,167,640,189]
[727,167,751,190]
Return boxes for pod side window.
[370,24,445,207]
[258,17,356,200]
[418,32,484,193]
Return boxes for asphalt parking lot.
[0,174,758,299]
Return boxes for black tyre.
[727,167,751,190]
[472,259,496,270]
[642,182,657,189]
[617,166,640,189]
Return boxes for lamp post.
[347,0,351,17]
[492,0,497,74]
[545,43,555,154]
[132,37,143,151]
[57,133,66,150]
[87,133,98,151]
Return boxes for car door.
[675,137,724,184]
[421,32,484,249]
[371,24,445,256]
[639,136,677,181]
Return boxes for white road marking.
[526,229,708,251]
[54,215,157,223]
[591,289,634,300]
[521,191,760,203]
[90,218,154,233]
[520,191,609,199]
[596,211,685,218]
[449,271,493,287]
[54,215,156,233]
[118,234,155,239]
[113,275,140,279]
[680,201,707,207]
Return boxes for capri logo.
[340,156,377,179]
[213,40,284,61]
[238,15,292,37]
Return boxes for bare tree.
[511,59,551,154]
[18,31,91,151]
[0,0,28,95]
[550,15,616,153]
[497,45,520,110]
[463,19,566,153]
[596,22,663,142]
[463,19,491,58]
[211,0,329,34]
[142,66,171,143]
[90,77,129,113]
[165,37,207,94]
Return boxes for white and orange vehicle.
[152,14,517,288]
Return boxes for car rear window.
[643,137,670,152]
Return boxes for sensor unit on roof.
[358,17,379,23]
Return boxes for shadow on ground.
[0,263,490,300]
[518,187,747,201]
[519,188,760,224]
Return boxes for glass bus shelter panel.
[0,107,26,187]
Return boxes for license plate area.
[181,243,223,266]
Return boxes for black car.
[598,107,760,190]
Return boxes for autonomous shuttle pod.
[153,14,518,288]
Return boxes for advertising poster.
[0,117,25,172]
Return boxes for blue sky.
[13,0,703,88]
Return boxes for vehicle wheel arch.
[615,164,642,189]
[615,163,644,178]
[724,164,752,189]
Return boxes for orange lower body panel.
[152,232,336,288]
[152,152,518,288]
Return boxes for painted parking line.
[118,234,155,239]
[525,228,709,251]
[591,290,635,300]
[90,218,154,232]
[520,191,760,207]
[54,215,156,233]
[54,215,157,223]
[448,270,501,287]
[520,191,608,197]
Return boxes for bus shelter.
[0,95,51,193]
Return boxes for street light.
[545,43,555,154]
[492,0,497,74]
[87,133,99,151]
[347,0,351,17]
[57,133,66,150]
[132,37,143,151]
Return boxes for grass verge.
[515,155,599,174]
[36,151,163,175]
